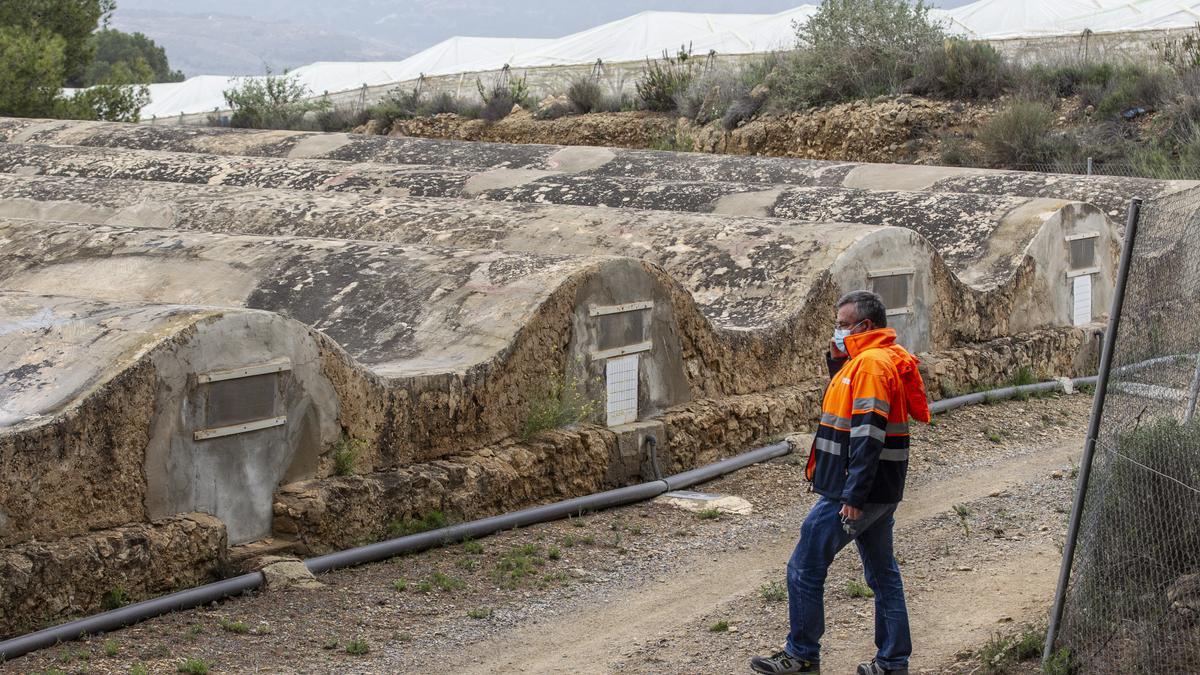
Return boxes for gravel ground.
[5,392,1091,675]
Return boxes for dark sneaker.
[750,650,819,674]
[856,659,908,675]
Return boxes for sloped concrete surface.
[2,116,1192,220]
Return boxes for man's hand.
[830,339,848,359]
[840,504,862,520]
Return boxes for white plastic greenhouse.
[127,1,1200,120]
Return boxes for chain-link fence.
[1009,161,1200,181]
[1048,185,1200,672]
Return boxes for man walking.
[751,291,931,675]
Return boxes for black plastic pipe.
[0,573,264,661]
[930,376,1099,415]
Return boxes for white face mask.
[832,320,866,352]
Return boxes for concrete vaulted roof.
[0,220,643,378]
[0,173,975,336]
[0,292,234,428]
[0,141,1098,290]
[2,117,1193,222]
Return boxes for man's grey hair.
[837,290,888,329]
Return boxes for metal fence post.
[1043,198,1143,663]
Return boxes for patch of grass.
[185,624,204,640]
[561,534,576,548]
[846,579,875,599]
[218,617,249,634]
[978,625,1046,674]
[432,571,465,592]
[696,508,722,520]
[987,429,1003,444]
[345,638,370,656]
[102,640,119,657]
[648,127,695,152]
[759,581,787,602]
[579,535,596,546]
[415,580,433,593]
[709,620,730,633]
[130,664,150,675]
[101,586,129,611]
[176,658,210,674]
[953,503,973,538]
[494,545,543,587]
[463,540,484,555]
[547,546,562,561]
[1012,366,1037,387]
[388,510,448,538]
[457,558,479,572]
[468,607,493,620]
[332,436,365,476]
[391,579,407,592]
[1044,648,1073,675]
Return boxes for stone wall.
[0,514,227,638]
[274,326,1095,553]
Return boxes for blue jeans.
[784,496,911,669]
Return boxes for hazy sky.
[111,1,982,76]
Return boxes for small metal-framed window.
[1066,232,1099,270]
[868,269,914,316]
[590,302,653,426]
[193,359,290,440]
[589,301,653,359]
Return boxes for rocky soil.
[381,96,999,165]
[4,393,1089,674]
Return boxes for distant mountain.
[110,1,977,77]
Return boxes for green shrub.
[769,0,944,108]
[364,87,421,127]
[101,586,129,610]
[909,39,1011,100]
[331,436,365,476]
[222,70,330,129]
[677,57,775,127]
[58,81,149,122]
[636,46,705,112]
[477,70,530,122]
[315,106,369,132]
[977,101,1079,168]
[1072,64,1177,119]
[521,369,599,439]
[567,76,603,114]
[1155,24,1200,71]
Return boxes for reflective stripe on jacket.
[805,328,931,508]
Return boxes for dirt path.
[446,442,1077,674]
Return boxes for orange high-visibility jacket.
[805,328,931,508]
